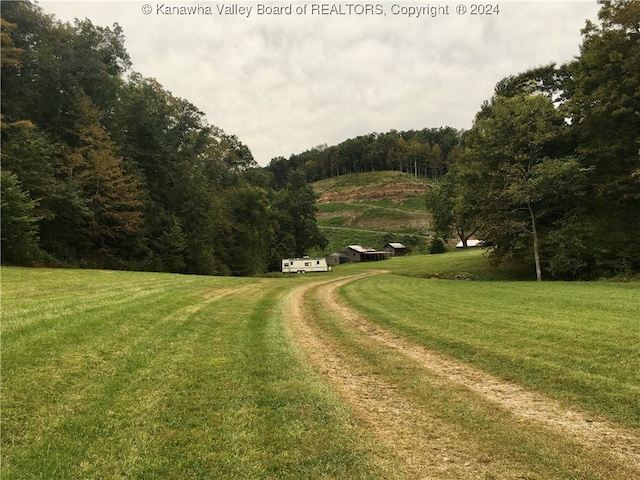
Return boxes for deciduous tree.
[462,95,585,280]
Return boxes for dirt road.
[285,273,640,479]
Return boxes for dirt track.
[285,273,640,479]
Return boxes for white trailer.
[281,257,330,273]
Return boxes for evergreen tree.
[1,170,42,264]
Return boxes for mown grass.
[339,270,640,429]
[1,267,378,479]
[341,248,535,280]
[305,281,639,479]
[4,257,638,478]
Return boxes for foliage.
[428,237,448,254]
[561,0,640,276]
[2,0,638,279]
[312,170,426,193]
[424,161,479,246]
[432,0,640,280]
[275,170,328,258]
[0,1,325,274]
[267,127,463,185]
[0,171,41,264]
[460,95,588,280]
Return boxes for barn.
[347,245,388,262]
[383,242,407,257]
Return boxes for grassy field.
[2,253,639,478]
[341,250,639,426]
[370,247,536,280]
[1,267,378,479]
[303,277,639,479]
[339,267,640,428]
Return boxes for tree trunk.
[527,201,542,281]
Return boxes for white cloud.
[41,1,600,165]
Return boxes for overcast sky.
[40,1,601,166]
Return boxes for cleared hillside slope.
[311,171,433,254]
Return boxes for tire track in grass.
[286,273,640,478]
[286,273,519,479]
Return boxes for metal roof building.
[347,245,388,262]
[383,242,407,257]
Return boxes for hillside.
[313,170,429,203]
[311,171,433,254]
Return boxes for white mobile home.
[282,257,330,273]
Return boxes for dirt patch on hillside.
[285,274,640,478]
[317,182,427,204]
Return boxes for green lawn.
[364,247,536,280]
[2,259,639,478]
[339,270,640,428]
[1,267,377,479]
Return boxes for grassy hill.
[310,171,433,255]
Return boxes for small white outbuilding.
[455,239,484,248]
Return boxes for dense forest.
[1,1,327,275]
[2,0,639,280]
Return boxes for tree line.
[1,1,326,275]
[266,127,463,187]
[426,0,639,280]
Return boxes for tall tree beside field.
[0,2,130,138]
[274,170,328,258]
[2,1,330,274]
[445,0,639,279]
[63,94,144,257]
[425,163,480,248]
[461,95,588,281]
[226,186,275,276]
[0,121,65,246]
